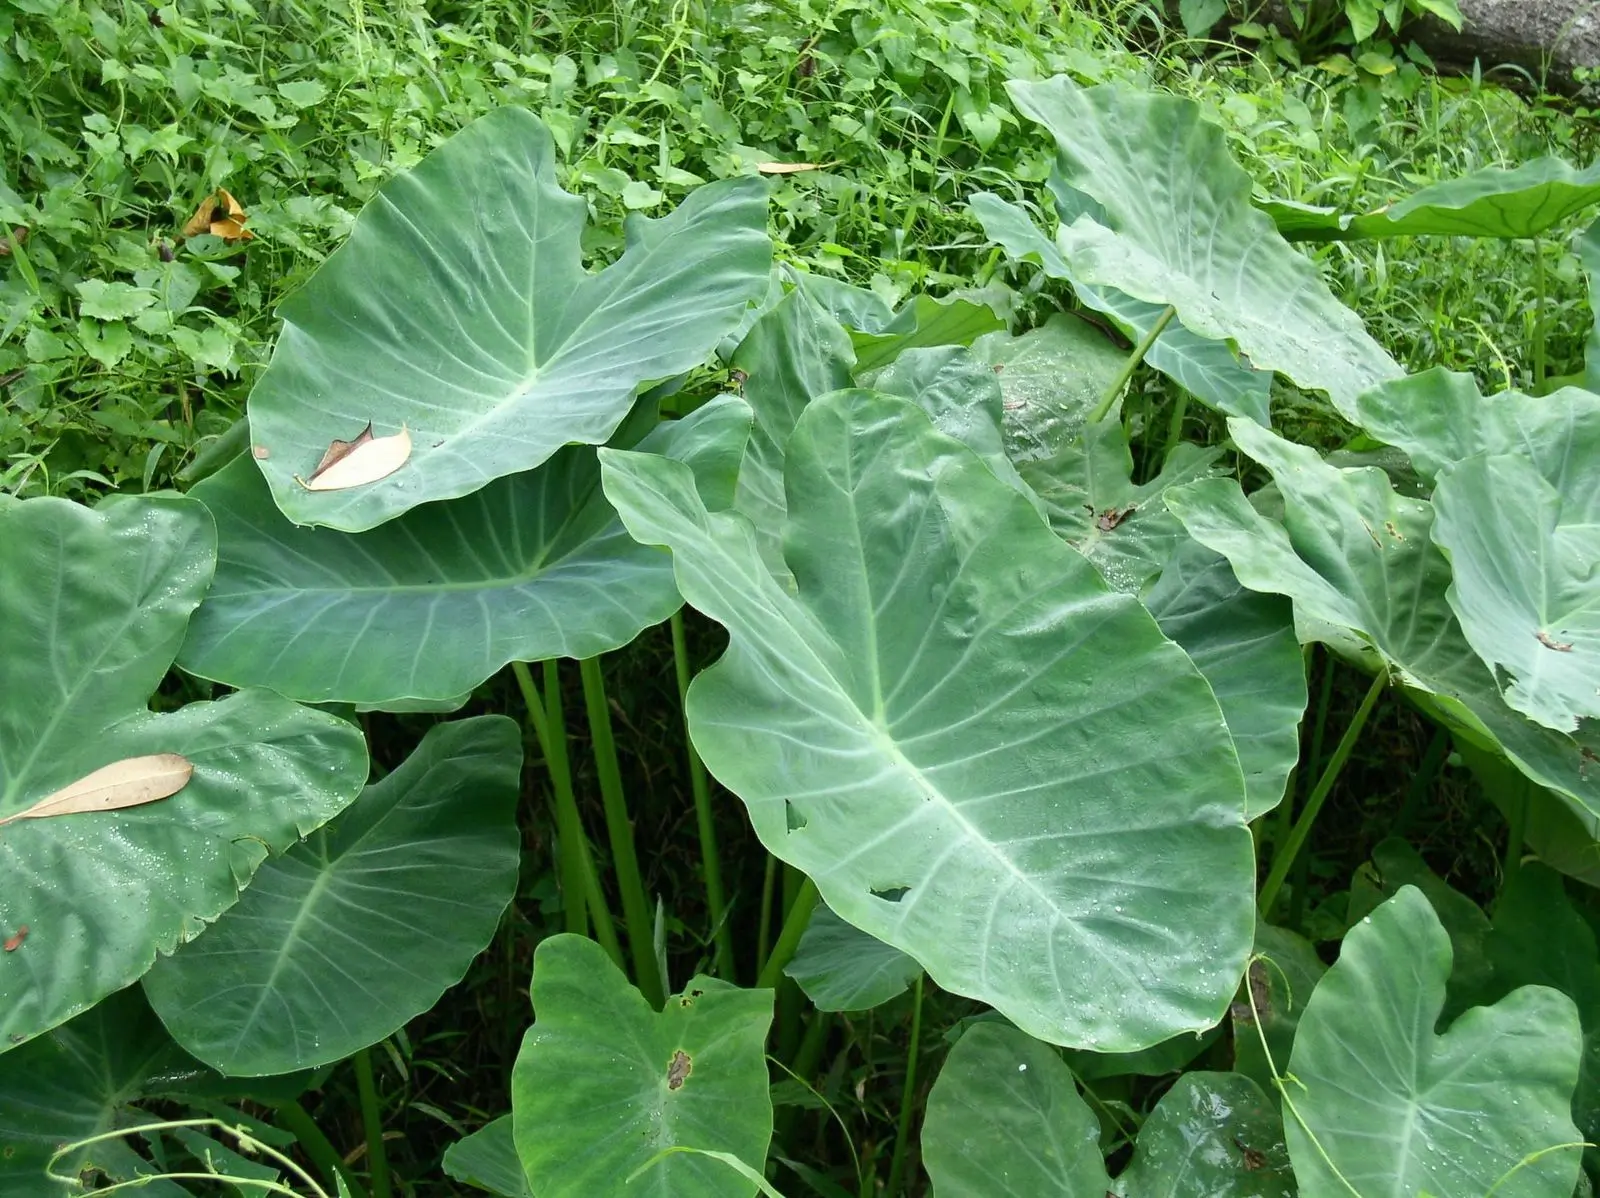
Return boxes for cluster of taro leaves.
[4,75,1600,1198]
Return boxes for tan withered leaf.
[182,189,254,242]
[756,162,831,174]
[0,754,194,827]
[295,424,412,491]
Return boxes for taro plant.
[3,73,1600,1198]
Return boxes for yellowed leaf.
[0,754,194,827]
[756,162,830,175]
[182,195,219,238]
[295,424,412,491]
[182,189,254,241]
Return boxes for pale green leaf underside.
[179,397,750,707]
[603,389,1254,1050]
[0,496,367,1053]
[510,935,773,1198]
[1006,76,1400,419]
[249,106,770,532]
[1286,886,1583,1198]
[970,191,1272,425]
[144,717,523,1075]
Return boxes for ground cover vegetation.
[3,0,1600,1195]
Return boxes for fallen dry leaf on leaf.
[182,189,254,242]
[3,926,26,952]
[295,424,412,491]
[756,162,831,174]
[251,444,270,460]
[0,754,194,827]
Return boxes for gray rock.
[1417,0,1600,93]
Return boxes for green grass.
[4,1,1597,1193]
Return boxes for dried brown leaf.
[295,424,412,491]
[182,195,219,238]
[756,162,830,174]
[0,754,194,827]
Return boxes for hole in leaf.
[785,800,807,832]
[666,1049,692,1091]
[870,885,911,904]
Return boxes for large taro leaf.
[1356,372,1600,732]
[247,106,770,533]
[1582,221,1600,394]
[1263,157,1600,241]
[731,289,856,586]
[1144,539,1307,818]
[970,192,1273,425]
[783,903,921,1013]
[1112,1072,1294,1197]
[1165,417,1600,822]
[142,716,522,1075]
[1018,401,1222,596]
[1004,76,1401,420]
[0,986,311,1195]
[1434,451,1600,733]
[921,1022,1111,1196]
[600,388,1254,1050]
[1284,886,1583,1198]
[0,988,193,1195]
[178,396,751,707]
[923,1023,1292,1197]
[510,934,773,1198]
[967,314,1126,464]
[0,496,367,1052]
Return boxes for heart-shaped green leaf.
[0,496,368,1052]
[1165,418,1600,821]
[783,903,920,1012]
[143,716,522,1075]
[1286,885,1583,1198]
[922,1022,1110,1196]
[602,389,1254,1050]
[178,397,750,707]
[248,106,770,532]
[1005,76,1401,419]
[510,934,774,1198]
[1113,1071,1294,1196]
[969,315,1127,464]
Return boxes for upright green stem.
[272,1101,367,1198]
[1161,390,1190,462]
[1259,670,1388,919]
[757,877,818,990]
[755,854,778,981]
[580,654,665,1008]
[352,1048,391,1198]
[1089,304,1175,424]
[885,975,925,1198]
[671,611,734,979]
[511,661,586,936]
[1533,237,1547,389]
[1392,726,1450,840]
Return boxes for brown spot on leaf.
[1536,630,1574,652]
[1095,505,1136,532]
[251,445,270,460]
[666,1049,692,1091]
[3,926,26,952]
[1234,1137,1266,1170]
